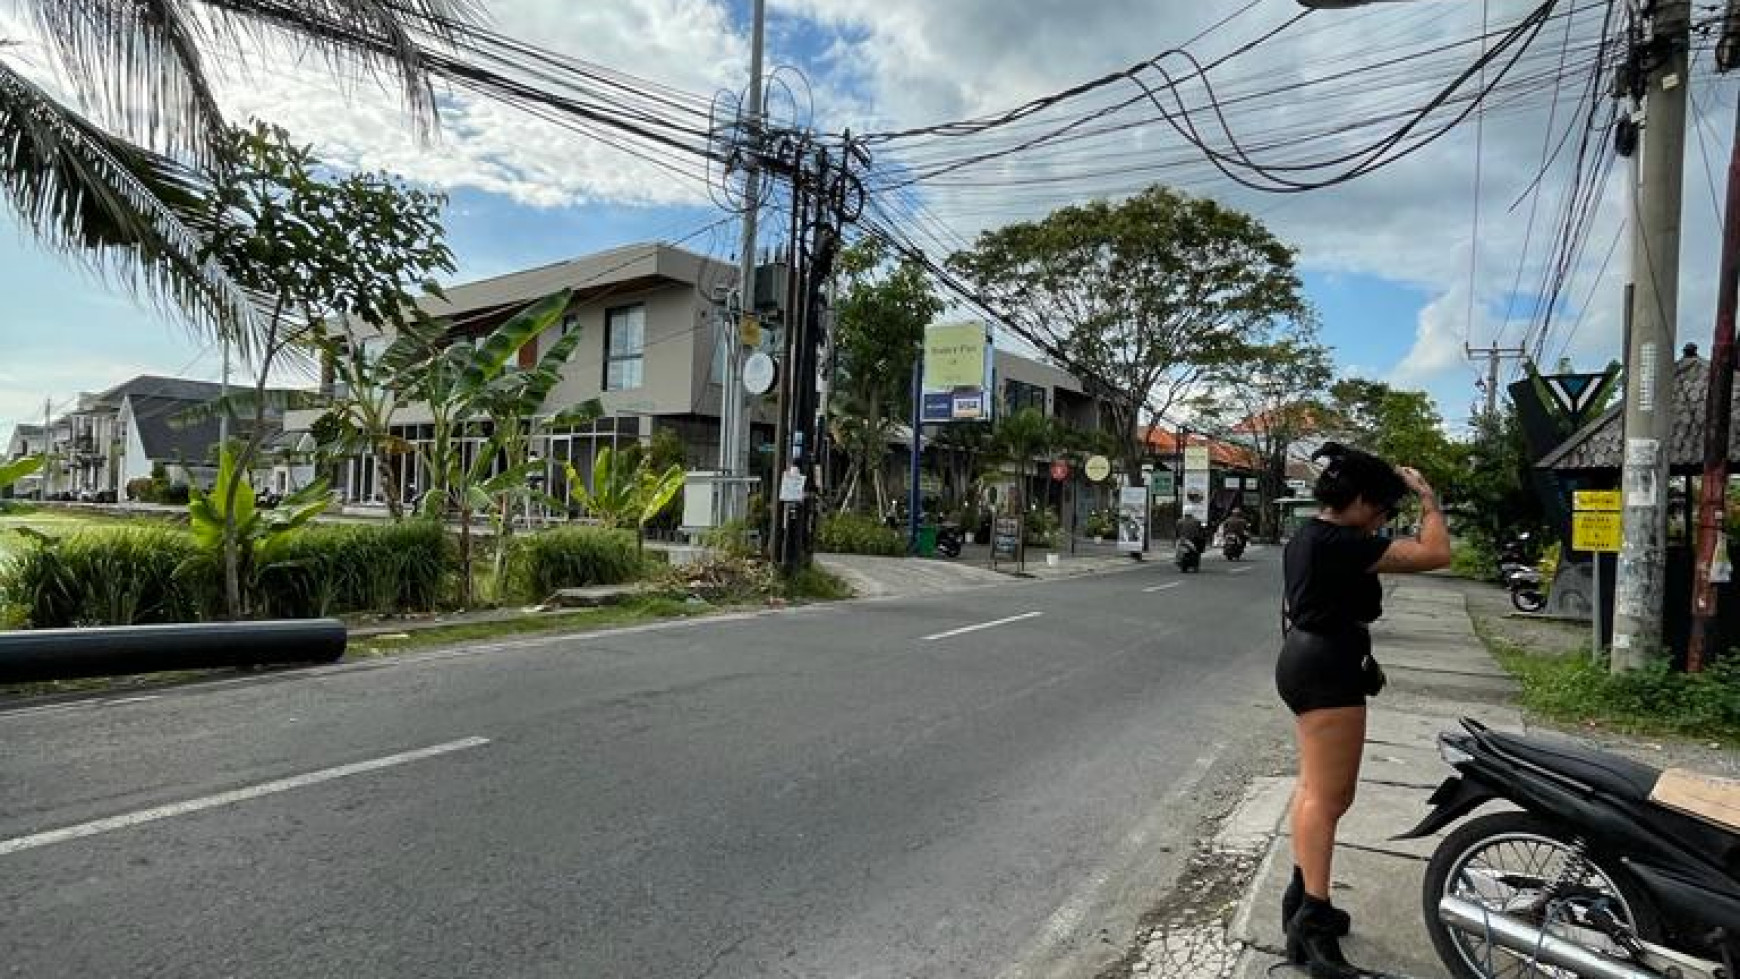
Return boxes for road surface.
[1,551,1288,978]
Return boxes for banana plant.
[386,289,578,606]
[565,446,684,552]
[185,448,330,618]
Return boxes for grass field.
[0,506,177,560]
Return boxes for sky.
[2,0,1738,448]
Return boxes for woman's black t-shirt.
[1283,518,1392,633]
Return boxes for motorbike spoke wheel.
[1423,811,1655,979]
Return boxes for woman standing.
[1277,443,1450,977]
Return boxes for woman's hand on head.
[1397,466,1434,500]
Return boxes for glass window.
[605,305,645,391]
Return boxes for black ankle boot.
[1286,895,1372,978]
[1282,866,1351,937]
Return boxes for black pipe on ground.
[0,620,347,684]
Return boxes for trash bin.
[915,524,938,557]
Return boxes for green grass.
[782,565,853,602]
[0,507,176,560]
[347,596,706,657]
[1479,623,1740,743]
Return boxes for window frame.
[603,304,646,392]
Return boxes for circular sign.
[1085,455,1112,483]
[742,352,776,395]
[1050,460,1070,482]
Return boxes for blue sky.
[2,0,1695,446]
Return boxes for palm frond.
[198,0,485,141]
[26,0,228,161]
[0,62,258,351]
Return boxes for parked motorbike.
[935,522,963,559]
[1502,561,1547,613]
[1400,718,1740,979]
[1174,536,1201,573]
[1222,532,1247,561]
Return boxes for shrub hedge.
[510,526,642,601]
[2,526,204,628]
[256,520,451,618]
[1,521,452,627]
[816,513,905,556]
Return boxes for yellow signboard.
[739,314,762,348]
[1573,511,1622,553]
[1574,490,1622,512]
[923,323,988,389]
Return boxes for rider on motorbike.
[1221,509,1249,544]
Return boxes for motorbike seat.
[1485,731,1662,801]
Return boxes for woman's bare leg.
[1290,706,1367,900]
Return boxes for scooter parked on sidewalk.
[1502,562,1546,613]
[1399,718,1740,979]
[934,522,963,559]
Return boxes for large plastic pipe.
[0,620,347,684]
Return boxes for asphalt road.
[1,550,1289,979]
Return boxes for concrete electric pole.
[1465,343,1527,417]
[1613,0,1691,669]
[718,0,767,524]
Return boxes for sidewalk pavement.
[1226,581,1523,979]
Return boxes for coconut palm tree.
[0,0,475,353]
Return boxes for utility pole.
[1687,85,1740,671]
[718,0,767,523]
[1614,0,1691,669]
[1465,343,1527,417]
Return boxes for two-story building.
[284,242,776,509]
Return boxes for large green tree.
[1326,378,1460,496]
[1195,326,1332,539]
[949,185,1308,485]
[831,239,943,515]
[195,121,452,618]
[0,1,472,353]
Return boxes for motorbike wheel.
[1510,589,1546,613]
[1422,810,1662,979]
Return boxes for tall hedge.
[510,526,642,601]
[1,521,452,627]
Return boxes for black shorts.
[1275,626,1372,715]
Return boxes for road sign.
[1085,455,1111,483]
[1050,460,1070,482]
[742,352,775,395]
[1573,511,1622,553]
[739,314,762,347]
[1574,490,1622,512]
[1150,471,1174,496]
[1184,446,1210,471]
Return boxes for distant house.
[3,423,44,498]
[44,375,306,500]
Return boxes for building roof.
[1141,426,1258,469]
[85,375,226,412]
[420,242,735,321]
[121,395,283,463]
[1538,349,1722,472]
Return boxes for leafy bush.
[1450,536,1497,581]
[1083,508,1116,540]
[1024,508,1061,547]
[161,483,191,506]
[125,478,155,502]
[510,526,642,601]
[256,520,451,618]
[1495,644,1740,741]
[816,513,905,556]
[1,527,206,627]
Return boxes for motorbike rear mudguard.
[1394,775,1499,840]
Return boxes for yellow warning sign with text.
[1573,511,1621,553]
[1574,490,1622,512]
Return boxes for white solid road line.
[923,611,1043,642]
[1142,582,1182,594]
[0,736,490,858]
